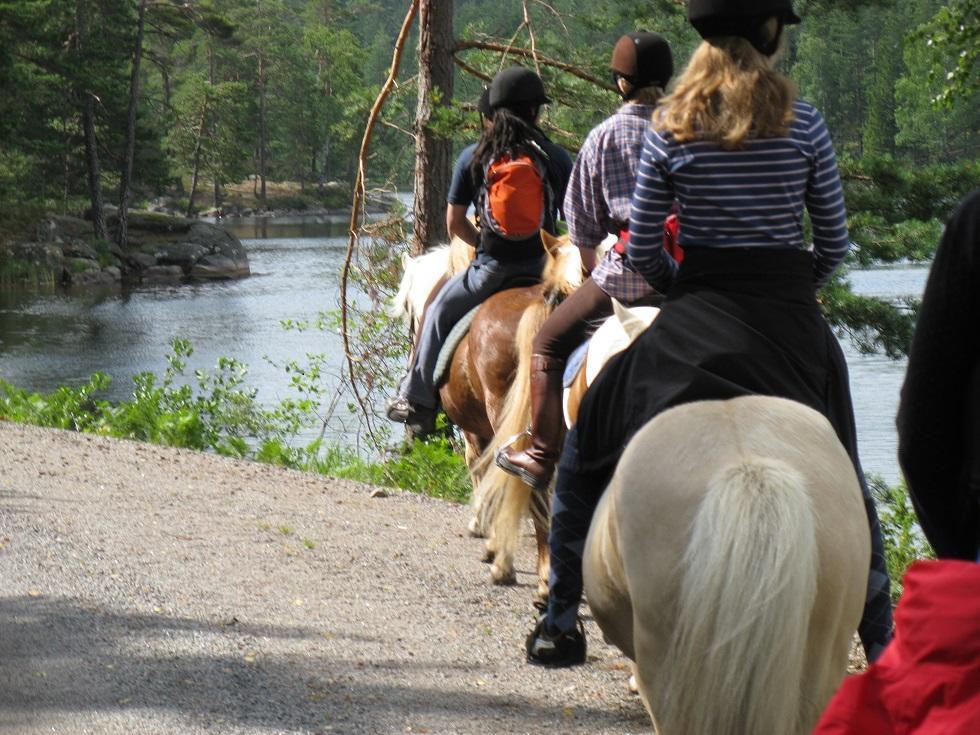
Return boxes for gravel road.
[0,422,649,734]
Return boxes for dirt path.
[0,422,649,734]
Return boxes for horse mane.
[540,230,584,302]
[390,237,475,333]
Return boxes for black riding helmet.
[489,66,551,110]
[688,0,801,56]
[610,31,674,100]
[477,86,493,118]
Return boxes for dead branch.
[340,0,420,449]
[521,0,541,76]
[452,55,492,83]
[454,39,615,91]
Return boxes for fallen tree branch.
[454,39,615,91]
[340,0,420,449]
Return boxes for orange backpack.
[479,142,554,243]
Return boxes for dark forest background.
[1,0,977,238]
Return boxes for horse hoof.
[490,564,517,586]
[467,517,485,538]
[628,674,639,695]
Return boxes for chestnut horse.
[584,395,869,734]
[469,299,658,600]
[391,233,585,594]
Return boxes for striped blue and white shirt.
[627,99,849,292]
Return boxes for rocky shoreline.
[1,191,400,289]
[2,211,250,288]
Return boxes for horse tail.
[655,457,818,735]
[470,298,551,582]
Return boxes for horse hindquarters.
[582,488,634,659]
[588,397,869,735]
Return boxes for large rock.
[1,211,250,287]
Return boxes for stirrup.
[497,429,530,453]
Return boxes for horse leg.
[488,472,529,586]
[463,432,489,539]
[529,487,551,601]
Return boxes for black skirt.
[574,246,862,477]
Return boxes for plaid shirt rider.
[563,102,659,303]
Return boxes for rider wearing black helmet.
[525,0,894,669]
[496,32,675,492]
[386,67,573,436]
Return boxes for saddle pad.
[433,305,480,387]
[564,340,590,388]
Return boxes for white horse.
[583,394,870,734]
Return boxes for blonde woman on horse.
[495,31,675,491]
[386,67,573,437]
[525,0,893,668]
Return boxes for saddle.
[432,274,541,387]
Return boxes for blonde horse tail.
[654,457,818,735]
[470,298,551,584]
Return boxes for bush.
[0,335,472,503]
[869,475,935,601]
[841,155,980,225]
[848,213,944,265]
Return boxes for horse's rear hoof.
[490,563,517,586]
[467,517,485,538]
[535,582,549,603]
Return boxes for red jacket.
[813,560,980,734]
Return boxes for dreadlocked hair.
[471,106,545,181]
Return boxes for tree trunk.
[74,0,108,241]
[186,99,208,218]
[411,0,454,255]
[258,54,268,210]
[117,0,148,254]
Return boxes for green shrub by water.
[869,474,936,601]
[0,338,470,503]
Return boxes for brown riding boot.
[495,355,566,490]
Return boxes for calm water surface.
[0,222,928,482]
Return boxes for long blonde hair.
[655,21,795,149]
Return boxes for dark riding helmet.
[489,66,551,110]
[477,86,493,118]
[688,0,801,55]
[610,31,674,98]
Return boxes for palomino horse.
[391,232,585,594]
[472,299,658,599]
[583,395,870,734]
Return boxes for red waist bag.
[614,213,683,263]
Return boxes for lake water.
[0,219,927,484]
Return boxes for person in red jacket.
[813,189,980,734]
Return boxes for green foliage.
[313,438,471,503]
[848,213,943,266]
[910,0,979,109]
[0,332,470,502]
[840,156,980,264]
[0,372,112,432]
[869,475,935,600]
[821,273,917,358]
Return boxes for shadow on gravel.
[0,595,648,732]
